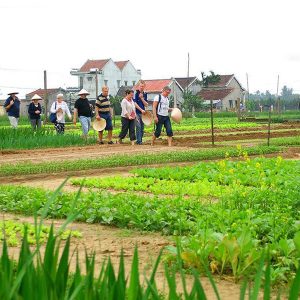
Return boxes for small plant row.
[0,219,81,246]
[0,145,280,176]
[1,227,299,299]
[0,158,299,284]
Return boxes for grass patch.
[0,145,280,176]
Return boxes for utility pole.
[172,78,177,108]
[210,99,215,146]
[43,70,48,123]
[276,74,280,115]
[186,52,190,94]
[246,73,250,104]
[95,69,99,99]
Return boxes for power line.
[0,85,37,90]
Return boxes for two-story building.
[70,58,141,99]
[198,74,246,111]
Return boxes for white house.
[198,74,246,111]
[70,58,141,99]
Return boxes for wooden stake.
[210,99,214,146]
[43,70,48,123]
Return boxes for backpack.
[49,102,57,123]
[156,94,162,112]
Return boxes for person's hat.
[171,108,182,124]
[142,111,153,126]
[8,92,19,95]
[92,118,107,131]
[78,89,90,96]
[31,94,42,101]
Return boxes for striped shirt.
[96,94,111,113]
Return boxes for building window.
[235,100,238,107]
[87,76,93,81]
[117,80,121,88]
[124,81,128,86]
[79,77,83,89]
[132,81,136,86]
[104,80,108,86]
[229,100,233,108]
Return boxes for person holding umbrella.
[73,89,92,139]
[28,94,42,130]
[4,92,20,128]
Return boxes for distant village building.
[198,74,246,111]
[70,59,141,99]
[175,77,201,94]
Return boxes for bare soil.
[1,212,251,299]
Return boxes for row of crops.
[0,115,293,150]
[0,156,299,287]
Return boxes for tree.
[200,71,221,87]
[109,95,122,115]
[182,91,204,112]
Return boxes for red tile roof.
[198,88,233,100]
[79,59,110,72]
[26,88,63,98]
[175,77,197,90]
[115,60,128,70]
[133,79,172,93]
[206,74,234,87]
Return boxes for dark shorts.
[99,113,113,131]
[154,115,173,138]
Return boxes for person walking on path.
[50,93,72,134]
[152,86,174,147]
[4,92,20,128]
[118,89,136,145]
[73,89,92,140]
[95,86,114,144]
[28,94,42,130]
[134,80,148,145]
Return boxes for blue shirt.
[4,96,20,118]
[134,90,148,114]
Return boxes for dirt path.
[1,212,250,299]
[0,144,191,164]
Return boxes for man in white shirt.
[151,86,173,147]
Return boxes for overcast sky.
[0,0,299,98]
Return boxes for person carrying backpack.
[151,86,174,147]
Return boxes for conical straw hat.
[92,118,107,131]
[78,89,90,96]
[171,108,182,124]
[142,111,153,126]
[31,94,42,100]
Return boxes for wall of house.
[78,61,142,98]
[221,78,245,111]
[188,81,202,95]
[120,62,141,87]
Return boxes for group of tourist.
[3,80,174,146]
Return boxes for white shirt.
[121,98,136,118]
[153,94,169,116]
[50,101,71,123]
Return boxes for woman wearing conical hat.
[28,94,42,130]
